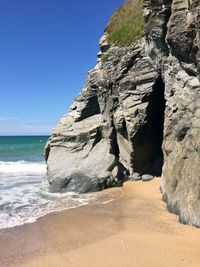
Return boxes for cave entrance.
[131,75,166,177]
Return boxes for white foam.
[0,161,123,230]
[0,161,46,174]
[0,170,92,229]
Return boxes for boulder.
[142,174,154,182]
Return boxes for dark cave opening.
[111,119,120,159]
[131,75,166,177]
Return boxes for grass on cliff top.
[105,0,144,46]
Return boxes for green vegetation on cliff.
[105,0,144,46]
[101,52,110,64]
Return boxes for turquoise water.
[0,136,49,162]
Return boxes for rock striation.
[144,0,200,227]
[45,0,200,226]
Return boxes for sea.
[0,136,119,229]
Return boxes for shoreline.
[1,179,200,267]
[0,184,124,230]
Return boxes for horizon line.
[0,134,51,137]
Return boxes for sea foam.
[0,160,46,174]
[0,160,122,229]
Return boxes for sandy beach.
[1,179,200,267]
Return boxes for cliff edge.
[45,0,200,227]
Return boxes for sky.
[0,0,124,135]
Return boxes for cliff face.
[144,0,200,226]
[45,0,200,227]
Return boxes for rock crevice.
[46,0,200,227]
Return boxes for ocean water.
[0,136,120,229]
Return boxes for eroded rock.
[45,40,165,193]
[144,0,200,227]
[46,0,200,227]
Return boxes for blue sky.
[0,0,124,135]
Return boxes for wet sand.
[1,179,200,267]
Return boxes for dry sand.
[1,179,200,267]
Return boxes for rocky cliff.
[45,0,200,227]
